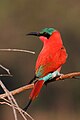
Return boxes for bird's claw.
[59,74,64,79]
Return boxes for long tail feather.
[23,80,44,111]
[23,99,32,111]
[29,80,44,100]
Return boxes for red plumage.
[29,80,44,100]
[30,31,67,101]
[24,29,67,110]
[35,31,67,78]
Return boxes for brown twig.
[0,64,11,75]
[0,100,34,120]
[0,48,35,54]
[0,81,34,120]
[0,80,18,120]
[56,72,80,80]
[0,74,12,77]
[0,72,80,99]
[45,72,80,84]
[0,83,34,98]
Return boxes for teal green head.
[27,28,56,39]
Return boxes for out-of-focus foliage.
[0,0,80,120]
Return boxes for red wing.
[35,46,67,77]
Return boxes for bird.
[23,27,67,111]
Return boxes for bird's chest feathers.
[35,35,63,77]
[40,40,62,56]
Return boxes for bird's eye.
[43,32,50,39]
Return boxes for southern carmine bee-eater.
[24,28,67,111]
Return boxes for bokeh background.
[0,0,80,120]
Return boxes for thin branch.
[0,64,11,75]
[1,96,34,120]
[0,72,80,99]
[56,72,80,80]
[0,83,34,98]
[0,74,12,77]
[45,72,80,84]
[0,81,34,120]
[0,48,35,54]
[8,90,28,120]
[0,80,18,120]
[0,72,80,120]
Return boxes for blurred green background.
[0,0,80,120]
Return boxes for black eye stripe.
[42,32,50,39]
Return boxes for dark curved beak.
[26,32,41,36]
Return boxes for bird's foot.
[52,70,62,78]
[59,73,64,79]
